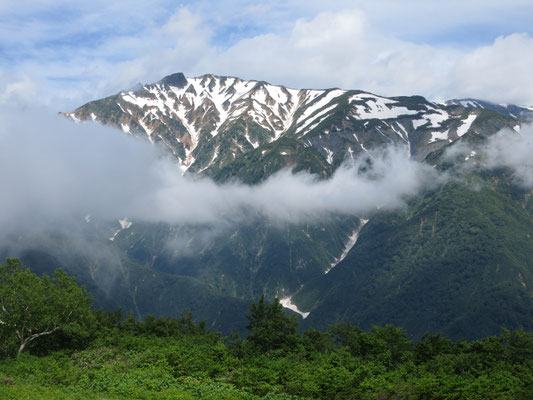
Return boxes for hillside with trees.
[0,259,532,399]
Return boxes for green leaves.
[0,259,532,399]
[1,308,533,399]
[0,259,93,356]
[300,180,533,340]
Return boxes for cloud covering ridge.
[0,109,441,232]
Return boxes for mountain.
[64,73,517,181]
[296,178,533,339]
[10,72,528,338]
[445,98,533,121]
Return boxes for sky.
[1,0,533,110]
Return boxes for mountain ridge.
[26,72,529,338]
[64,72,520,182]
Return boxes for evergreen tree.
[245,295,299,353]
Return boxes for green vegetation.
[297,180,533,339]
[56,77,533,344]
[212,137,333,184]
[100,214,361,332]
[0,259,94,357]
[0,260,532,399]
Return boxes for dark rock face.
[160,72,188,88]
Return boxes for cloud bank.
[0,109,441,235]
[1,109,531,271]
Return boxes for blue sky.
[1,0,533,109]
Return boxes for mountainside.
[296,178,533,339]
[65,73,517,180]
[445,98,533,121]
[10,72,530,338]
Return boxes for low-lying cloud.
[4,108,532,277]
[0,109,441,234]
[143,148,441,225]
[443,124,533,189]
[481,125,533,188]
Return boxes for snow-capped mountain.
[65,73,519,177]
[12,72,531,338]
[445,98,533,121]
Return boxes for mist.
[0,108,444,237]
[481,125,533,189]
[443,124,533,190]
[142,148,442,225]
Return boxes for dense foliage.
[297,179,533,340]
[0,260,532,399]
[0,259,94,357]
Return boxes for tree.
[245,295,299,353]
[0,258,93,356]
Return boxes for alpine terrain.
[7,72,532,339]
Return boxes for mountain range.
[9,72,532,339]
[65,72,531,176]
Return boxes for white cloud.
[482,125,533,188]
[2,2,533,108]
[159,7,204,35]
[0,108,441,232]
[0,72,40,106]
[197,11,429,97]
[141,146,441,225]
[206,10,533,105]
[452,34,533,105]
[443,124,533,188]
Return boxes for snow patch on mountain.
[324,148,334,164]
[199,145,220,172]
[429,129,450,143]
[122,92,162,111]
[465,150,477,161]
[244,127,259,148]
[326,218,369,274]
[67,73,522,176]
[109,218,132,241]
[297,103,338,135]
[412,119,427,129]
[457,114,478,137]
[350,94,419,120]
[138,119,154,143]
[422,109,449,128]
[297,89,345,125]
[279,296,310,319]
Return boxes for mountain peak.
[159,72,188,88]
